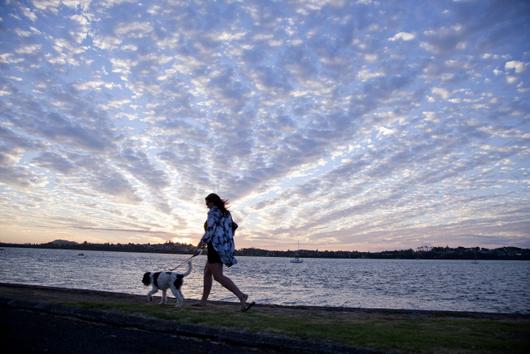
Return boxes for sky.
[0,0,529,252]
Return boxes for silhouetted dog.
[142,261,191,307]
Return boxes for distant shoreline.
[2,242,529,260]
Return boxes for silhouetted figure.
[196,193,254,312]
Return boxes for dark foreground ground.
[2,283,529,353]
[0,283,368,354]
[2,307,265,354]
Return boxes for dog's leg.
[170,285,183,307]
[160,289,167,304]
[177,290,185,307]
[147,287,158,303]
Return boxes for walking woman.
[196,193,254,312]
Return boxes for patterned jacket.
[201,206,238,267]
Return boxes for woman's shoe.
[241,301,255,312]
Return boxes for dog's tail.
[181,261,192,277]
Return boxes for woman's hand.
[197,241,206,249]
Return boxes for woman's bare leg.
[209,263,247,303]
[200,262,213,304]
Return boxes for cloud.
[505,60,526,74]
[421,24,465,54]
[33,152,75,174]
[20,6,38,22]
[0,165,41,188]
[388,32,415,42]
[431,87,450,100]
[72,225,172,237]
[0,126,43,188]
[0,0,528,250]
[357,69,385,81]
[114,22,153,37]
[91,170,142,204]
[15,44,41,55]
[120,148,169,191]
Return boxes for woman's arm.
[200,209,218,245]
[197,221,208,248]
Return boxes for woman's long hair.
[205,193,229,215]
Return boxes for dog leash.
[168,248,203,271]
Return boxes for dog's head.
[142,272,151,286]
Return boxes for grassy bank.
[73,301,530,353]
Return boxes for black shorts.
[207,242,222,264]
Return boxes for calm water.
[1,247,529,313]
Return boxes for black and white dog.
[142,261,192,306]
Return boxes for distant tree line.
[0,239,196,255]
[236,246,530,260]
[1,240,529,260]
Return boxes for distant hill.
[0,240,529,260]
[47,239,79,246]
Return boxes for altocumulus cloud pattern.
[0,0,529,251]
